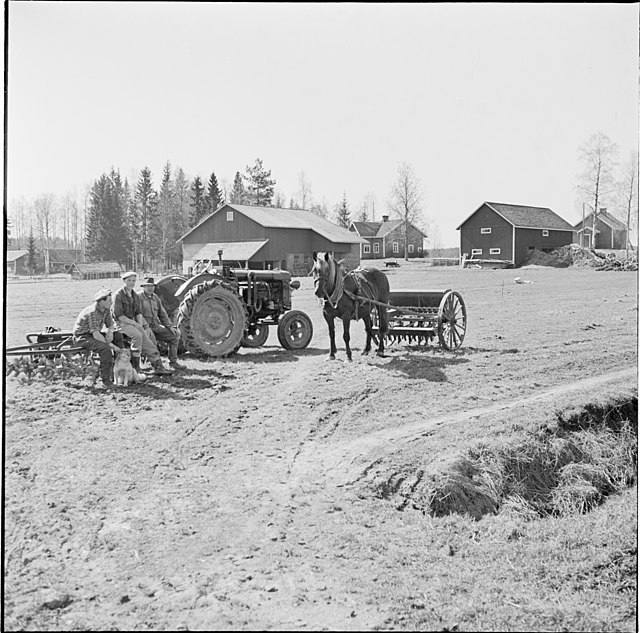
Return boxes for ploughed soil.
[3,264,638,631]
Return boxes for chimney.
[382,215,389,222]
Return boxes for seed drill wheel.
[437,290,467,350]
[277,310,313,350]
[242,324,270,348]
[177,281,247,358]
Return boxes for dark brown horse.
[312,252,390,360]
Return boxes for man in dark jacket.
[137,277,186,370]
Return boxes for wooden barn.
[68,261,123,280]
[573,209,629,250]
[45,248,85,274]
[457,202,574,267]
[178,204,367,276]
[349,215,427,260]
[6,250,29,275]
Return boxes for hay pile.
[521,244,602,268]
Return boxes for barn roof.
[179,204,367,245]
[46,248,84,264]
[69,261,122,274]
[190,240,269,263]
[6,250,28,262]
[574,209,627,232]
[457,202,574,231]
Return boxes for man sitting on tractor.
[137,277,186,371]
[112,271,174,376]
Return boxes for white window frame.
[481,227,491,234]
[363,244,371,254]
[471,248,483,256]
[542,229,549,237]
[489,248,501,255]
[392,242,399,253]
[373,243,380,254]
[408,244,414,253]
[226,211,234,221]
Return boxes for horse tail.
[378,304,389,336]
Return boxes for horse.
[312,251,390,360]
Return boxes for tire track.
[309,366,638,486]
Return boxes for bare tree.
[34,193,56,272]
[618,151,638,258]
[387,162,425,260]
[297,171,313,210]
[578,132,619,249]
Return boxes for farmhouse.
[573,209,629,250]
[6,250,29,275]
[178,203,367,276]
[349,216,427,260]
[457,202,574,267]
[68,261,123,280]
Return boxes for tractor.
[154,258,313,358]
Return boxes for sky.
[5,2,639,247]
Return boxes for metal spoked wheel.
[242,323,270,348]
[177,281,247,357]
[277,310,313,350]
[437,290,467,350]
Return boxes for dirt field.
[4,263,638,631]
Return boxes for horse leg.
[376,306,388,357]
[362,314,373,355]
[324,310,337,360]
[342,316,352,361]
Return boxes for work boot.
[152,360,174,375]
[131,356,141,372]
[169,359,187,370]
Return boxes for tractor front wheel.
[277,310,313,350]
[177,281,247,358]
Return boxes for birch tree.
[387,162,425,260]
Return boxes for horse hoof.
[376,351,386,358]
[362,350,370,356]
[329,355,336,360]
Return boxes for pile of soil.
[521,244,603,268]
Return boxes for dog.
[113,348,147,386]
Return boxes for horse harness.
[322,266,378,320]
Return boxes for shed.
[178,204,367,275]
[45,249,85,274]
[457,202,574,267]
[68,261,123,280]
[573,209,629,250]
[6,250,29,275]
[350,215,427,259]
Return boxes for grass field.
[4,262,638,631]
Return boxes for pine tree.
[230,172,246,204]
[244,158,276,206]
[85,170,130,265]
[156,161,175,269]
[189,176,208,227]
[205,171,224,213]
[335,192,351,228]
[169,167,190,268]
[134,167,159,272]
[27,227,38,274]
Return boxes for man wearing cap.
[73,289,120,389]
[137,277,186,370]
[112,271,173,376]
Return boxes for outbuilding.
[68,261,123,280]
[6,250,29,275]
[178,203,367,276]
[573,209,629,250]
[457,202,574,267]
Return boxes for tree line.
[7,158,423,272]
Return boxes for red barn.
[457,202,574,267]
[178,204,367,276]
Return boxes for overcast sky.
[6,2,638,247]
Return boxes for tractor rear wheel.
[277,310,313,350]
[177,281,247,358]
